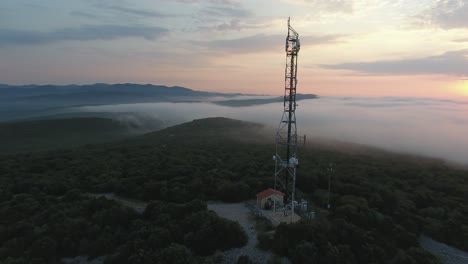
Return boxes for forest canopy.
[0,117,467,263]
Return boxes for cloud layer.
[94,3,169,18]
[321,50,468,77]
[0,25,168,46]
[193,33,344,53]
[415,0,468,29]
[286,0,355,14]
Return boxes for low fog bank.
[70,97,468,165]
[111,113,166,133]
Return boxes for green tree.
[30,237,57,260]
[292,241,318,264]
[158,243,193,264]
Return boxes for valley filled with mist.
[81,96,468,165]
[3,84,467,165]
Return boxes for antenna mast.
[274,17,301,220]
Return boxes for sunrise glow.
[0,0,468,98]
[453,80,468,97]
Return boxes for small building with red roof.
[256,188,284,209]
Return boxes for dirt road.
[208,202,273,264]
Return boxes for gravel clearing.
[208,202,273,264]
[87,195,275,263]
[420,236,468,264]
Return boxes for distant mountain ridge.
[0,83,235,122]
[0,83,241,102]
[0,83,318,122]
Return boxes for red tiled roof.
[256,188,285,199]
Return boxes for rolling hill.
[0,117,159,153]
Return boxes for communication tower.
[273,18,301,219]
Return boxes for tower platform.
[261,209,300,226]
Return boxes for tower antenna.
[274,17,301,221]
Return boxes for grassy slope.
[0,117,138,153]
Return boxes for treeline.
[0,117,467,263]
[0,117,138,154]
[260,145,468,263]
[271,219,439,264]
[298,147,468,254]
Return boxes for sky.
[1,0,468,97]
